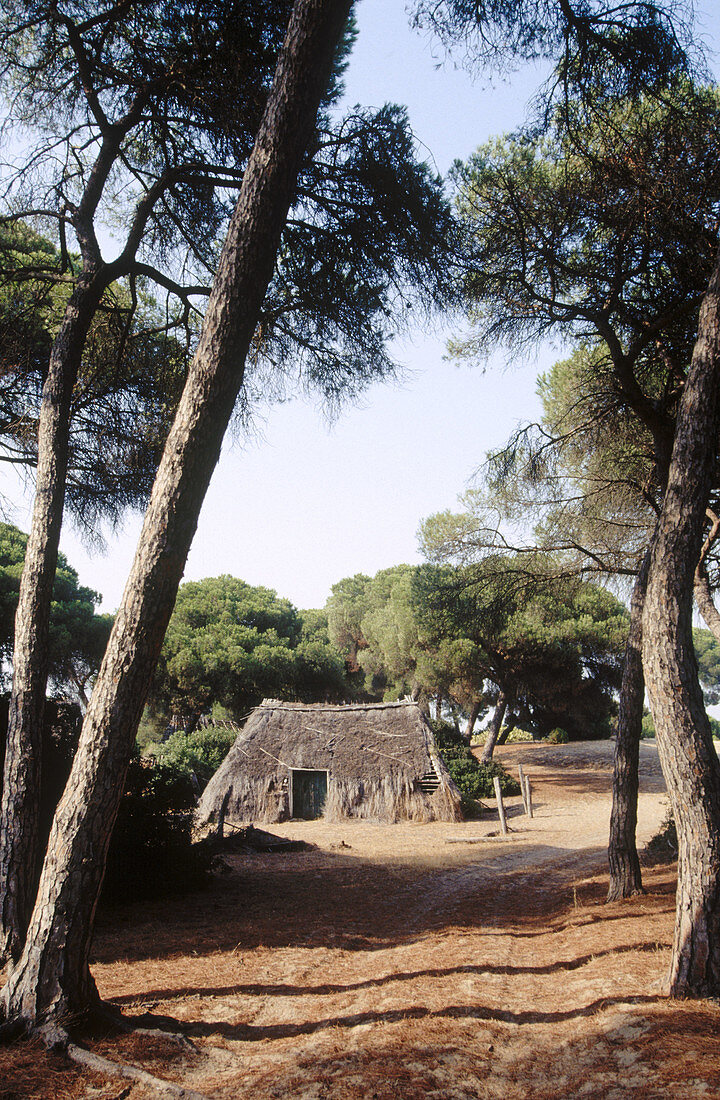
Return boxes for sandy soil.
[5,739,720,1099]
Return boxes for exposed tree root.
[65,1039,211,1099]
[98,1003,200,1055]
[1,1014,211,1100]
[127,1022,199,1056]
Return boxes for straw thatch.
[196,699,463,825]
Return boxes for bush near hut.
[0,697,212,903]
[432,721,520,813]
[102,754,213,903]
[152,724,236,790]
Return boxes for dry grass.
[5,740,720,1098]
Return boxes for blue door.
[292,770,327,819]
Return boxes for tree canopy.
[1,1,455,428]
[0,523,111,702]
[0,222,189,535]
[431,81,720,592]
[415,560,628,739]
[151,575,350,724]
[326,560,627,738]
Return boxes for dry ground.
[5,739,720,1099]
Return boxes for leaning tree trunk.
[695,562,720,639]
[607,548,651,901]
[496,712,516,746]
[481,690,507,762]
[0,275,104,965]
[0,0,352,1031]
[694,510,720,641]
[642,251,720,998]
[465,698,482,743]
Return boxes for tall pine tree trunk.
[0,0,352,1030]
[481,690,507,762]
[607,549,650,901]
[642,252,720,997]
[465,698,482,743]
[0,275,103,965]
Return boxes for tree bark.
[481,691,507,762]
[496,712,516,746]
[0,274,104,965]
[607,548,650,901]
[642,251,720,997]
[465,698,482,743]
[0,0,352,1029]
[694,512,720,641]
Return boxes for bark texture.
[0,275,104,964]
[481,691,507,762]
[694,510,720,641]
[642,252,720,997]
[496,714,516,746]
[694,562,720,640]
[607,549,650,901]
[465,699,482,743]
[0,0,352,1029]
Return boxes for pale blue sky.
[4,0,720,612]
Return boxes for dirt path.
[6,740,720,1098]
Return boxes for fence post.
[493,776,508,835]
[518,763,528,813]
[524,775,533,819]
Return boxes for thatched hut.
[196,699,463,825]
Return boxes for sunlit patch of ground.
[6,740,716,1099]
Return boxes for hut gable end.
[196,700,463,825]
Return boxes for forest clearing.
[5,739,717,1099]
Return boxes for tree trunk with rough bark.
[0,275,104,965]
[465,699,482,743]
[496,712,516,746]
[481,691,507,762]
[0,0,352,1030]
[607,549,650,901]
[695,557,720,642]
[642,251,720,997]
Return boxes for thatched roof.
[197,699,462,824]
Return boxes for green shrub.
[0,693,215,904]
[153,724,236,790]
[645,810,677,863]
[136,704,168,752]
[504,728,535,744]
[470,725,534,746]
[102,754,213,904]
[431,721,520,803]
[546,727,569,744]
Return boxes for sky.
[3,0,720,614]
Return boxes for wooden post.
[217,788,231,841]
[524,775,534,819]
[518,763,528,813]
[493,776,508,835]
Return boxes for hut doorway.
[291,769,328,819]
